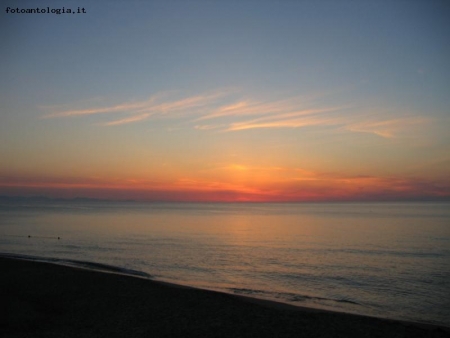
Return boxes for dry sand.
[1,257,449,338]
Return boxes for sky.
[1,0,449,202]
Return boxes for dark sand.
[1,257,449,338]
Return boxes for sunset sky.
[1,1,449,202]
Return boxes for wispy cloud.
[136,93,223,115]
[199,95,325,120]
[198,100,288,120]
[219,110,427,139]
[103,113,152,126]
[224,107,345,131]
[194,124,223,130]
[42,97,159,118]
[40,89,428,138]
[345,117,427,138]
[41,90,228,126]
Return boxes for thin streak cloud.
[41,90,229,124]
[345,117,428,138]
[197,97,317,121]
[226,116,341,131]
[102,113,152,126]
[41,98,158,118]
[40,90,429,138]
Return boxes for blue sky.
[1,0,449,201]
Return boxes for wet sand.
[1,256,449,338]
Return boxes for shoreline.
[3,252,448,329]
[2,255,449,337]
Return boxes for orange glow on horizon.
[1,170,449,202]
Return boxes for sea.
[1,199,449,327]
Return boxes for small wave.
[229,288,268,295]
[0,252,152,279]
[336,299,360,305]
[60,244,82,250]
[290,294,360,305]
[64,260,152,278]
[228,287,362,307]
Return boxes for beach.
[2,257,449,338]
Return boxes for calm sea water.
[1,201,449,326]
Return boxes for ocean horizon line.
[1,195,450,204]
